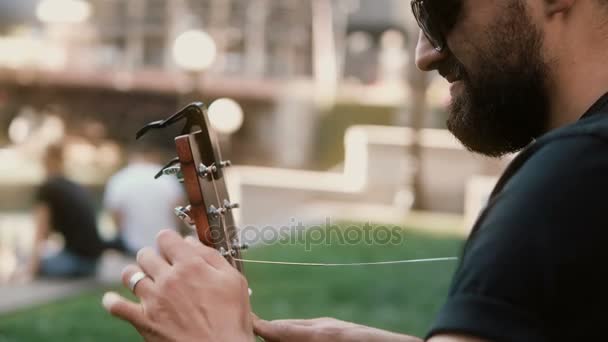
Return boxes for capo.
[135,102,209,139]
[138,102,215,180]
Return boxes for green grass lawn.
[0,226,463,341]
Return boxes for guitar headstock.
[137,102,246,273]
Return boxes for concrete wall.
[227,125,512,232]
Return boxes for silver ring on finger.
[128,271,147,293]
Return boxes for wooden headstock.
[137,102,245,273]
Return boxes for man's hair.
[45,143,64,163]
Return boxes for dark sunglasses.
[412,0,461,52]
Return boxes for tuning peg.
[162,165,181,175]
[174,206,195,226]
[219,247,236,257]
[155,157,181,179]
[223,199,239,211]
[232,239,249,251]
[208,205,226,218]
[198,163,218,178]
[219,160,232,168]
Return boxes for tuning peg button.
[162,165,181,176]
[162,166,184,183]
[232,239,249,251]
[219,247,236,257]
[223,199,239,210]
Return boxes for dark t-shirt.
[37,176,104,259]
[426,92,608,342]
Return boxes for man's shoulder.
[502,114,608,191]
[110,164,162,182]
[500,137,608,209]
[475,116,608,240]
[539,110,608,144]
[41,176,77,192]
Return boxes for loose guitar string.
[207,169,458,267]
[232,257,458,267]
[210,129,459,268]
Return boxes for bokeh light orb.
[36,0,92,24]
[208,98,244,135]
[8,116,31,144]
[173,30,217,72]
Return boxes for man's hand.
[252,316,491,342]
[102,230,254,342]
[253,316,422,342]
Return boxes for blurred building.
[0,0,499,217]
[88,0,314,78]
[0,0,419,159]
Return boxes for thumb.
[102,292,147,327]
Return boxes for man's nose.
[415,31,449,71]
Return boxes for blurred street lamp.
[208,98,244,158]
[172,30,217,73]
[36,0,92,24]
[172,29,217,107]
[208,98,244,135]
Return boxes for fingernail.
[102,292,120,311]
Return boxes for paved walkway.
[0,252,133,314]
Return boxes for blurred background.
[0,0,512,340]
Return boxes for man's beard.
[446,2,551,157]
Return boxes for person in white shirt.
[104,145,184,256]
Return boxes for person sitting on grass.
[21,143,105,280]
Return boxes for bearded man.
[102,0,608,341]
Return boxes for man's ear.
[544,0,575,16]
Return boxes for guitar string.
[208,165,232,250]
[232,256,458,267]
[203,166,458,269]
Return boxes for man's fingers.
[252,317,281,342]
[136,247,170,280]
[252,316,311,341]
[184,235,202,246]
[157,229,192,264]
[121,264,153,298]
[102,292,147,328]
[158,230,228,269]
[269,319,319,326]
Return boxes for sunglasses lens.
[412,0,445,51]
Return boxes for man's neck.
[548,55,608,130]
[46,171,63,179]
[546,12,608,130]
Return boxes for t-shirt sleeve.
[426,136,608,342]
